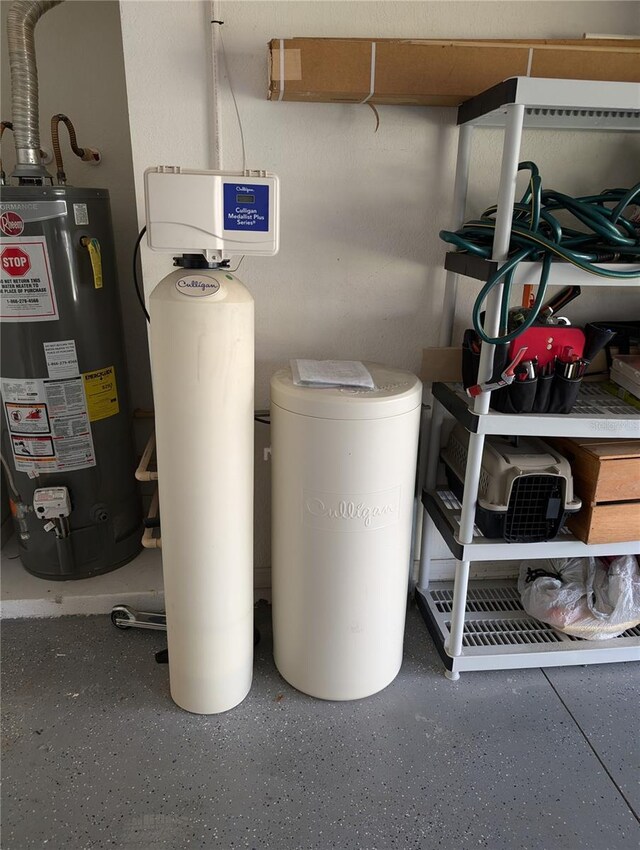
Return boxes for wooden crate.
[568,502,640,546]
[546,437,640,544]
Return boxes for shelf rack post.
[472,103,526,409]
[417,398,446,590]
[447,104,526,666]
[418,122,473,592]
[417,510,439,592]
[444,558,471,680]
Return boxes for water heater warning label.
[5,402,50,434]
[11,435,55,460]
[1,376,96,473]
[0,236,58,322]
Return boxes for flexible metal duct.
[6,0,62,177]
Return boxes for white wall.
[120,1,640,577]
[0,0,151,416]
[119,0,214,295]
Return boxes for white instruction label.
[0,236,58,322]
[1,376,95,472]
[73,203,89,226]
[44,339,79,378]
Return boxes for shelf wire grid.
[526,107,640,122]
[571,383,640,417]
[429,584,640,649]
[451,618,562,647]
[443,381,639,422]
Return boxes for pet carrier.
[442,425,581,543]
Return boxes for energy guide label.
[82,366,119,421]
[1,376,96,472]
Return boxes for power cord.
[212,18,247,172]
[440,162,640,345]
[133,226,150,323]
[132,225,246,323]
[228,255,245,273]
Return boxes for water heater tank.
[271,364,422,700]
[0,186,141,578]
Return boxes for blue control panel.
[223,183,269,232]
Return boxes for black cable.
[133,226,150,323]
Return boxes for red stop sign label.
[1,246,31,277]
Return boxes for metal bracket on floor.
[111,605,167,631]
[110,604,262,646]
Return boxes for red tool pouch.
[506,327,585,368]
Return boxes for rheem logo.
[0,211,25,236]
[1,246,31,276]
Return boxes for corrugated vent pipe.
[6,0,63,181]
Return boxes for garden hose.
[440,162,640,345]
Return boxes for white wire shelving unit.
[417,77,640,679]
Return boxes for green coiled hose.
[440,162,640,345]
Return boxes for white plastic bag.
[518,555,640,640]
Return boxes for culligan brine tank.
[270,363,422,700]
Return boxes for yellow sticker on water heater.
[81,236,103,289]
[88,238,103,289]
[82,366,119,421]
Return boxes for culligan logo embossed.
[304,487,401,532]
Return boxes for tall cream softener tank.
[271,365,422,700]
[149,269,254,714]
[144,167,279,713]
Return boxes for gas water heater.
[145,166,280,714]
[0,0,141,579]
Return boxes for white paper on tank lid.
[271,363,422,420]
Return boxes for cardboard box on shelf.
[268,37,640,106]
[602,381,640,411]
[421,347,462,384]
[611,355,640,400]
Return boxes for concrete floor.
[2,602,639,850]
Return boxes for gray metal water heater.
[1,186,142,578]
[0,0,141,578]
